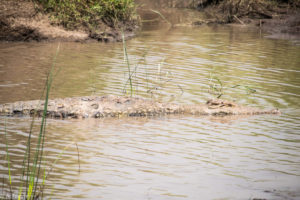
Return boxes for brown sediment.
[193,0,300,40]
[136,0,300,41]
[0,95,280,119]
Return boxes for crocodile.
[0,95,280,119]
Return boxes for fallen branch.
[233,15,245,25]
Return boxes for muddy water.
[1,25,300,200]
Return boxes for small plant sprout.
[208,72,256,99]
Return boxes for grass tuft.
[208,72,256,99]
[122,32,133,97]
[1,44,80,200]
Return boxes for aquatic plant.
[122,32,133,97]
[120,30,184,100]
[1,45,80,200]
[120,42,183,100]
[208,72,256,99]
[3,119,12,199]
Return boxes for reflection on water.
[0,25,300,199]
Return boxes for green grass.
[20,45,58,200]
[1,45,80,200]
[122,32,133,96]
[208,72,256,99]
[120,36,184,100]
[36,0,137,30]
[4,119,12,198]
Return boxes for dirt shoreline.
[0,0,137,42]
[1,0,299,42]
[220,12,300,41]
[193,2,300,41]
[258,11,300,40]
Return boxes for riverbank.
[0,0,138,42]
[1,0,299,42]
[138,0,300,41]
[194,0,300,40]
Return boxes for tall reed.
[120,39,184,100]
[24,45,58,200]
[2,45,59,200]
[4,119,12,199]
[122,32,133,97]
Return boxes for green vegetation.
[36,0,137,30]
[122,32,133,96]
[208,73,256,99]
[2,47,57,200]
[2,46,79,200]
[121,37,183,100]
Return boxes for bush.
[36,0,136,29]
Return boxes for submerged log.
[0,95,280,119]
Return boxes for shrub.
[36,0,136,29]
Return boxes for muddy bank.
[195,1,300,39]
[259,12,300,40]
[194,12,300,41]
[137,0,300,40]
[0,95,280,119]
[2,1,299,42]
[0,0,137,42]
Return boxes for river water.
[0,24,300,200]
